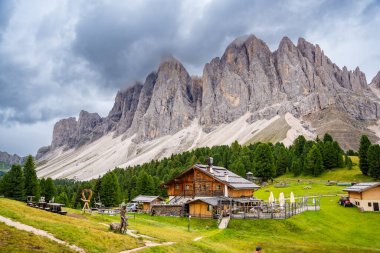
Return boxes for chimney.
[246,171,253,181]
[207,157,214,173]
[224,171,229,197]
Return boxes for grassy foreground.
[0,161,379,253]
[3,192,380,252]
[0,198,141,253]
[0,222,75,253]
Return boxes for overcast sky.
[1,0,380,156]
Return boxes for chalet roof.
[193,164,260,190]
[343,182,380,193]
[132,195,164,203]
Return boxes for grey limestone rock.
[38,35,380,158]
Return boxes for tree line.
[358,135,380,179]
[0,155,56,202]
[0,133,372,208]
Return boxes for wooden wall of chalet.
[348,191,361,199]
[141,199,162,212]
[362,187,380,199]
[189,201,213,218]
[229,188,253,198]
[167,168,225,197]
[348,187,380,200]
[166,167,255,198]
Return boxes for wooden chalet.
[343,182,380,212]
[163,163,260,199]
[161,159,260,218]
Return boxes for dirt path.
[99,223,175,252]
[0,215,85,253]
[119,241,175,253]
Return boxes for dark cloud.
[0,0,380,155]
[0,1,15,41]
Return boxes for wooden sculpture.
[81,189,93,214]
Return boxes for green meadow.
[0,158,379,252]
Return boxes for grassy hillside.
[0,198,141,253]
[277,156,372,183]
[1,183,380,253]
[0,222,75,253]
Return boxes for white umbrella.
[290,192,295,203]
[279,192,285,208]
[269,191,274,204]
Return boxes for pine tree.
[322,141,336,169]
[5,165,25,201]
[305,145,324,176]
[44,178,56,202]
[292,135,306,157]
[291,158,302,176]
[23,155,40,199]
[323,133,333,143]
[230,159,245,177]
[367,144,380,179]
[137,171,155,195]
[100,171,121,207]
[252,143,275,181]
[359,135,371,175]
[333,141,344,168]
[0,171,10,196]
[347,157,353,170]
[273,144,289,176]
[39,178,46,198]
[93,177,102,204]
[56,192,70,206]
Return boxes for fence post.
[285,203,287,219]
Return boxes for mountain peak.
[370,71,380,87]
[37,34,380,178]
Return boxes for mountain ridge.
[36,35,380,180]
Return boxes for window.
[175,184,180,190]
[368,202,372,207]
[216,185,221,190]
[185,184,190,190]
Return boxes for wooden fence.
[230,197,320,220]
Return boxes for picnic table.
[37,201,47,209]
[46,203,67,215]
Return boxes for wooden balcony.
[180,189,224,197]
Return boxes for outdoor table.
[46,203,67,215]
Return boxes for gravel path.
[0,215,85,253]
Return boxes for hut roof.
[132,195,164,203]
[343,182,380,193]
[187,197,226,206]
[163,163,260,190]
[194,164,260,190]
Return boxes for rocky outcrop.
[370,71,380,87]
[0,151,25,166]
[108,83,143,135]
[37,35,380,161]
[51,117,78,149]
[135,57,197,140]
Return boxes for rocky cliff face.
[37,35,380,162]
